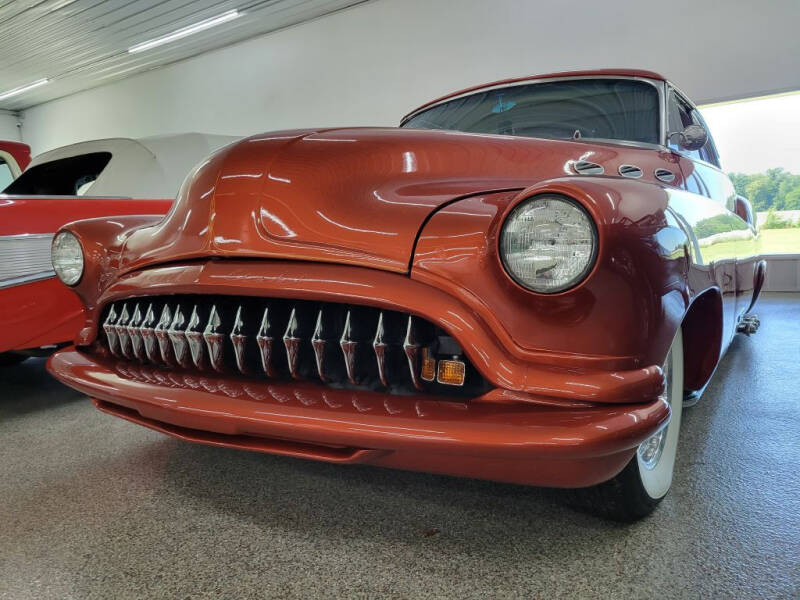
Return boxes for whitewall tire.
[577,327,684,521]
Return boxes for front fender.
[411,177,691,370]
[61,214,165,311]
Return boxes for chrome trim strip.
[0,194,131,200]
[0,271,55,288]
[0,233,55,241]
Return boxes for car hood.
[119,127,634,275]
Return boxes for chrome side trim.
[0,233,55,289]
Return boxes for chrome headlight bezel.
[499,194,598,294]
[51,231,84,287]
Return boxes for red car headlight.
[500,194,597,293]
[51,231,84,286]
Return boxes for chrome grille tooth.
[167,304,192,368]
[140,304,158,363]
[154,304,175,365]
[283,307,302,380]
[373,311,389,387]
[203,304,226,373]
[102,305,120,357]
[256,306,279,378]
[230,305,248,374]
[116,304,132,359]
[403,315,424,391]
[340,310,359,385]
[185,304,206,369]
[128,304,145,361]
[311,309,329,382]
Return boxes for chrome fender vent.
[618,164,643,178]
[573,160,604,175]
[654,168,676,183]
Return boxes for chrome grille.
[98,295,489,397]
[0,233,55,288]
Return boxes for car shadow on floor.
[152,432,636,543]
[0,357,85,417]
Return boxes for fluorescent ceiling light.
[128,10,241,53]
[0,79,49,101]
[49,0,78,12]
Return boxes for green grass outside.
[700,227,800,262]
[758,228,800,254]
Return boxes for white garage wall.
[21,0,800,154]
[0,113,21,142]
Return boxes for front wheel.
[578,327,684,521]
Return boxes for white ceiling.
[0,0,367,111]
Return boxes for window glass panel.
[668,90,720,166]
[691,109,720,167]
[668,91,703,160]
[403,79,660,145]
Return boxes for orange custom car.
[0,134,237,365]
[48,70,764,520]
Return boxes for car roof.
[26,133,239,198]
[402,69,668,124]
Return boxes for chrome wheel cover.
[637,350,673,470]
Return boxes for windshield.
[402,78,661,145]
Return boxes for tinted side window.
[691,108,721,167]
[3,152,112,195]
[667,91,719,167]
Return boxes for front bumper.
[49,348,670,488]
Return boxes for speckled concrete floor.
[1,293,798,599]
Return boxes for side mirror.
[669,124,708,152]
[734,195,755,227]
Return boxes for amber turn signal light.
[421,347,436,382]
[436,358,466,386]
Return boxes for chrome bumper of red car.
[48,348,670,488]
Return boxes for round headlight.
[500,195,597,293]
[51,231,84,286]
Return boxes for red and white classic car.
[0,134,237,364]
[48,70,764,520]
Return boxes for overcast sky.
[700,93,800,175]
